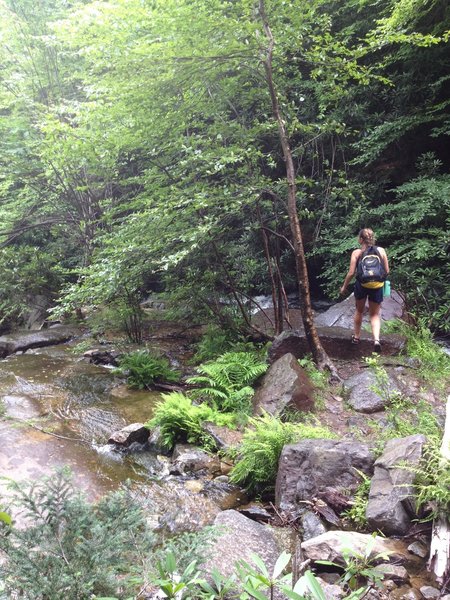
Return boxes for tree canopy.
[0,0,448,336]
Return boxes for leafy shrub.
[0,471,154,600]
[115,350,180,389]
[187,351,268,414]
[230,413,335,494]
[344,470,371,529]
[413,443,450,519]
[385,319,450,386]
[147,392,236,451]
[191,325,235,363]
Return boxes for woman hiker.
[340,228,389,353]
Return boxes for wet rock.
[147,426,171,455]
[83,348,122,366]
[276,439,374,511]
[407,541,428,558]
[201,480,248,510]
[0,325,80,359]
[268,327,406,362]
[366,434,427,536]
[343,369,402,413]
[201,422,243,451]
[170,443,221,476]
[107,423,150,447]
[238,505,272,523]
[253,353,315,416]
[202,510,283,581]
[392,587,422,599]
[301,531,422,569]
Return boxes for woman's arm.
[340,249,360,295]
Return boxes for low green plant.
[191,325,235,363]
[70,339,95,355]
[382,319,450,386]
[153,550,202,599]
[413,443,450,520]
[0,471,154,600]
[230,413,335,494]
[115,350,180,389]
[317,533,391,594]
[343,470,371,529]
[187,351,268,415]
[147,392,236,451]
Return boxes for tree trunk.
[258,0,339,379]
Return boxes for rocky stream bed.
[0,294,449,599]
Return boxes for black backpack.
[356,246,386,284]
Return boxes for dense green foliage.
[187,351,268,414]
[115,349,180,389]
[147,392,237,450]
[230,413,335,494]
[0,471,154,599]
[0,0,448,336]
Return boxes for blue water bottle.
[383,280,391,298]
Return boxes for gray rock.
[253,353,315,416]
[0,325,79,359]
[170,443,221,475]
[406,541,428,558]
[344,369,402,413]
[276,439,374,511]
[301,510,327,540]
[201,422,243,451]
[202,510,283,581]
[107,423,150,447]
[315,578,344,599]
[373,563,409,584]
[419,586,441,599]
[268,327,406,363]
[300,531,421,569]
[147,425,171,454]
[315,291,404,330]
[366,435,427,535]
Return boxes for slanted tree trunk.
[258,0,339,379]
[428,394,450,585]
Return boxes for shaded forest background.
[0,0,448,338]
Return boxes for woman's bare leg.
[354,298,366,339]
[369,300,382,342]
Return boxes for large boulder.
[269,327,406,363]
[301,531,422,569]
[276,439,374,511]
[202,510,283,581]
[253,353,315,416]
[366,434,427,536]
[343,369,403,413]
[315,291,405,330]
[0,326,79,359]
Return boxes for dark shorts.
[354,280,383,304]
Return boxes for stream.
[0,342,236,532]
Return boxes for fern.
[115,350,180,389]
[187,351,267,414]
[147,392,236,451]
[230,413,335,494]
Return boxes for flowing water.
[0,342,237,531]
